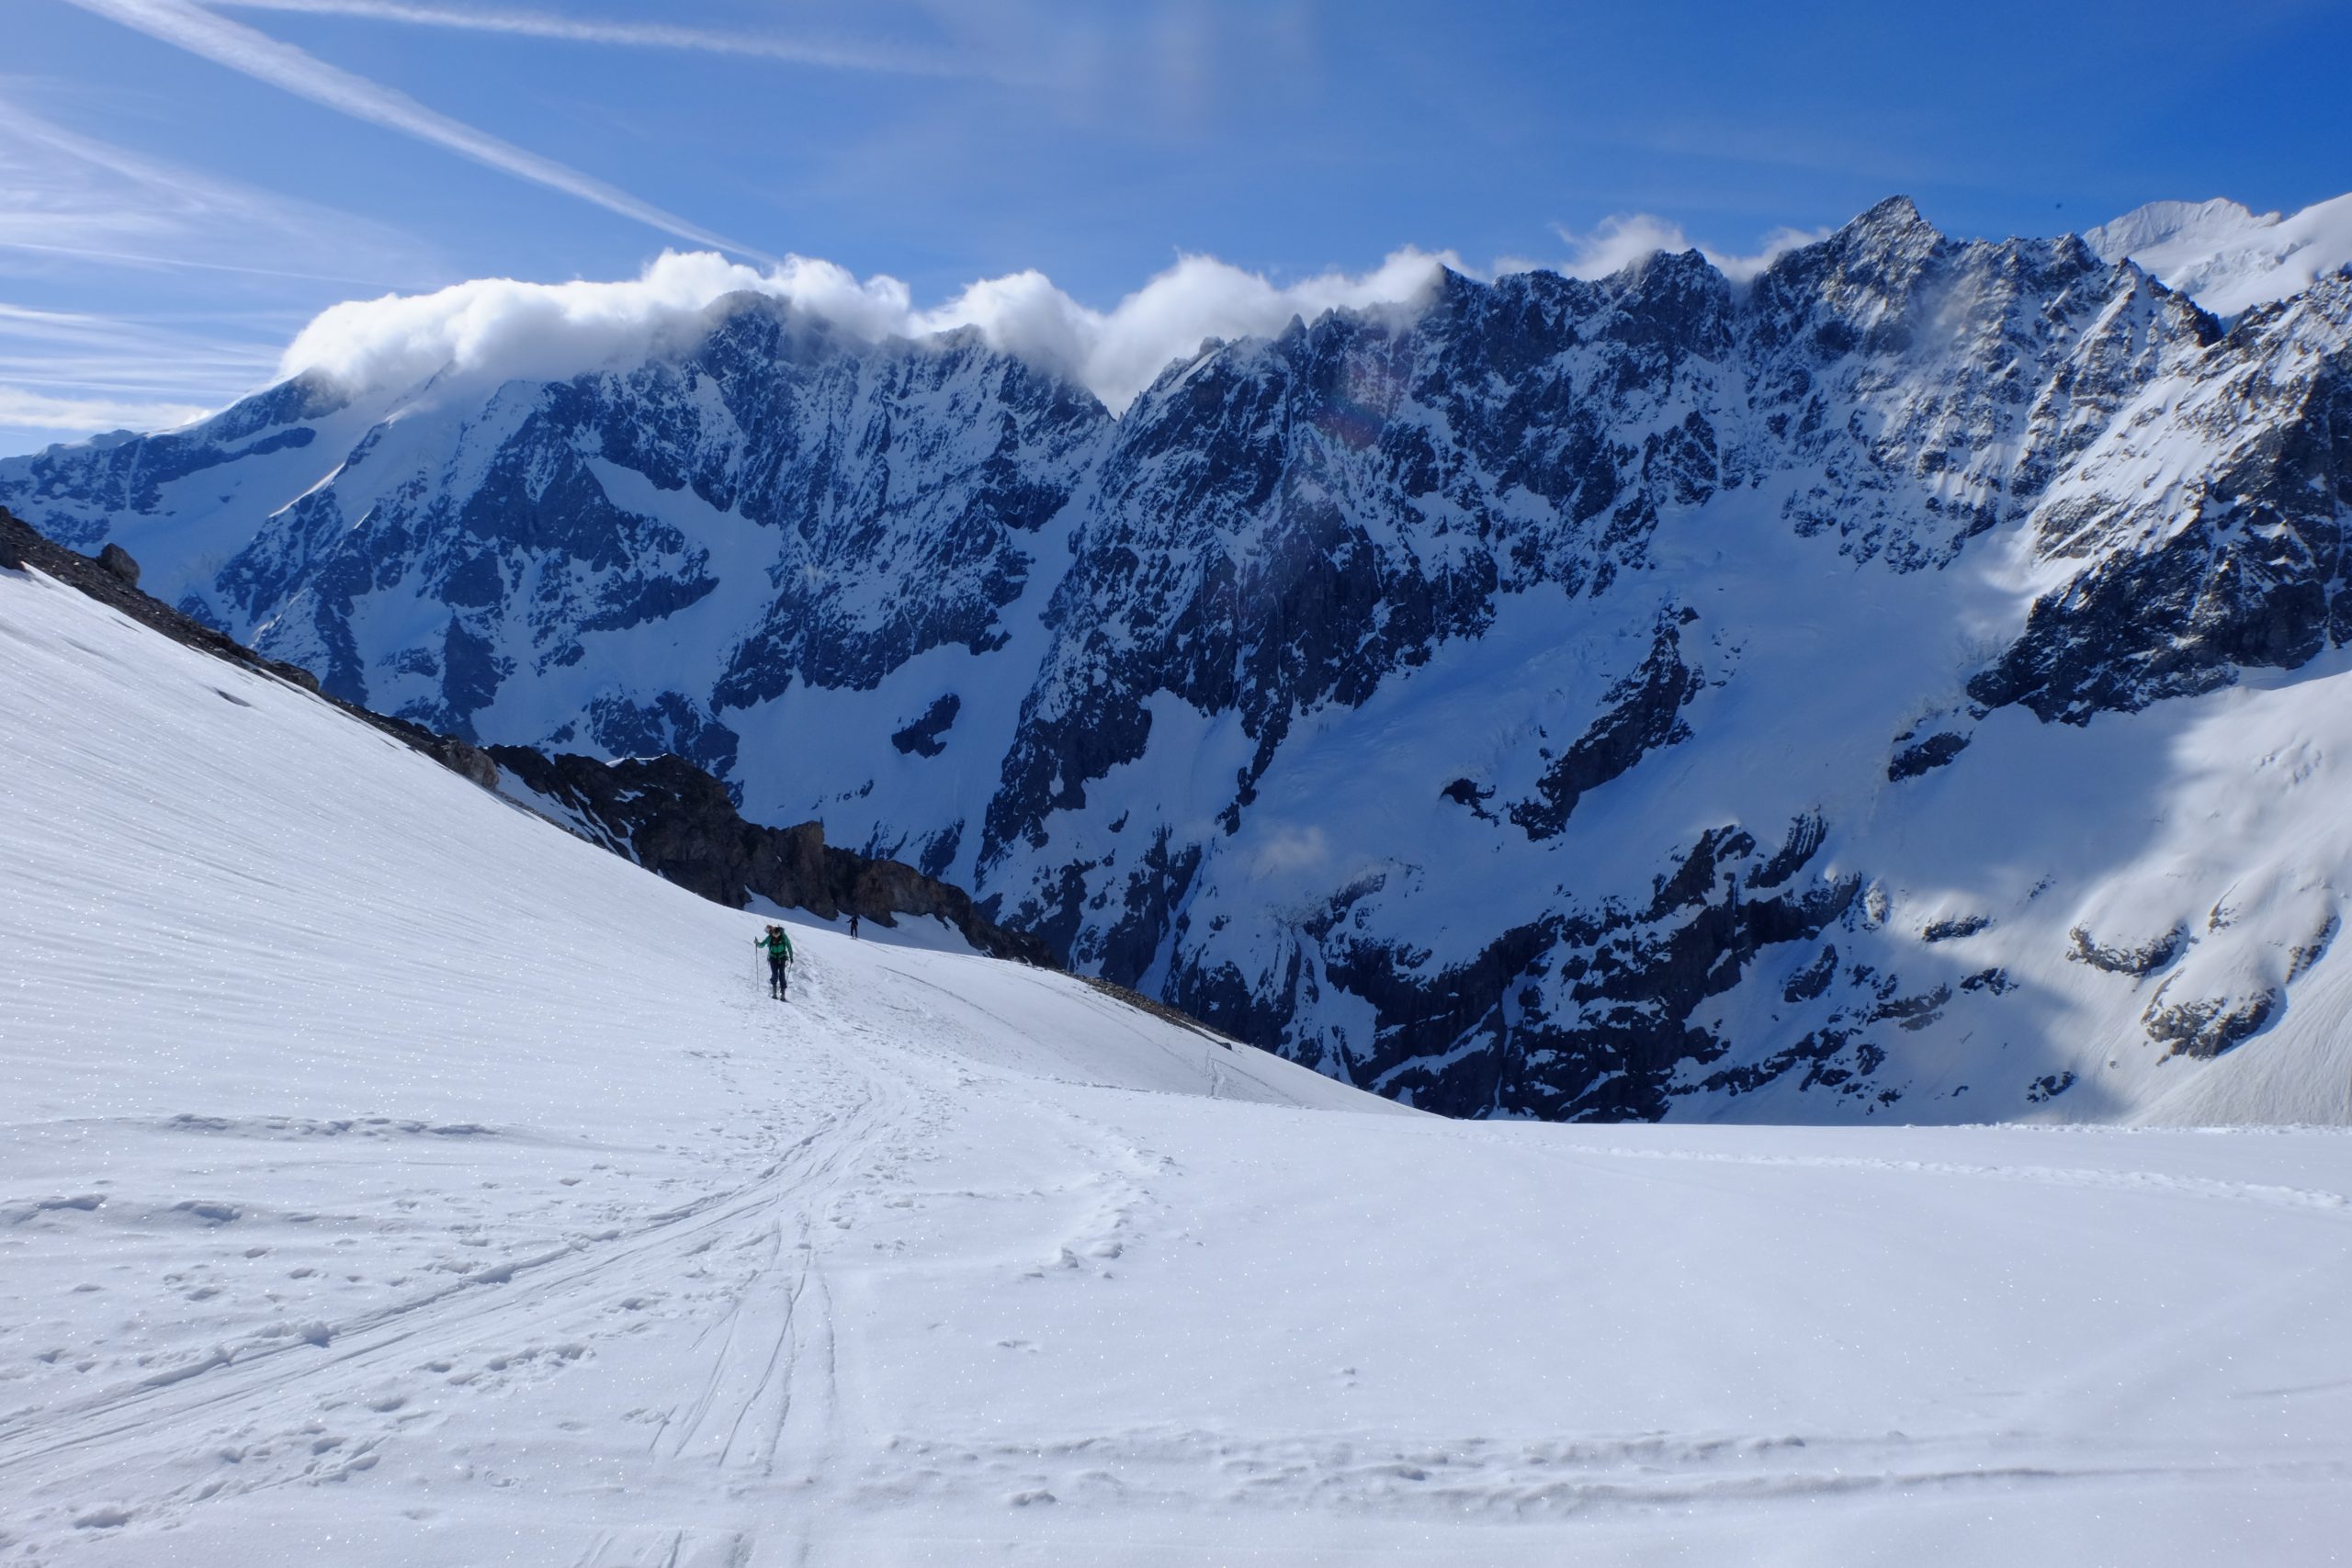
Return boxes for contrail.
[208,0,984,81]
[59,0,771,262]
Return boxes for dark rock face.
[1889,732,1969,782]
[2067,924,2186,976]
[981,257,1741,873]
[2141,987,2276,1058]
[1510,613,1701,840]
[891,694,961,758]
[1966,276,2352,724]
[2026,1070,2075,1103]
[1160,816,1862,1121]
[1921,915,1992,942]
[421,734,501,791]
[96,543,140,587]
[488,748,1051,965]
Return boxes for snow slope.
[2086,191,2352,316]
[7,525,2352,1562]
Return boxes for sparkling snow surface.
[6,564,2352,1564]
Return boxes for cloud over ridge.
[281,247,1464,414]
[1520,214,1831,283]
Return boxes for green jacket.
[762,930,794,962]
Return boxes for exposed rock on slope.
[489,747,1051,964]
[2,507,1045,967]
[1,507,322,694]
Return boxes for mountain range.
[7,191,2350,1125]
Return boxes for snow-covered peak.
[2083,197,2277,266]
[2086,191,2352,316]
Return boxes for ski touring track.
[19,953,2352,1564]
[0,959,933,1565]
[10,955,2352,1564]
[0,936,1261,1565]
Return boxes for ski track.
[3,965,904,1560]
[11,954,2352,1563]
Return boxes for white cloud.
[1551,214,1702,280]
[1535,215,1831,284]
[279,245,1462,413]
[1251,825,1330,879]
[59,0,761,259]
[913,246,1460,410]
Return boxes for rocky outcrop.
[1510,612,1702,840]
[2067,924,2187,976]
[487,748,1053,965]
[2142,987,2276,1058]
[0,507,322,694]
[1158,816,1863,1120]
[1965,276,2352,724]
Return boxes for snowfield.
[2086,191,2352,317]
[6,561,2352,1564]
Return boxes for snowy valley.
[6,483,2352,1564]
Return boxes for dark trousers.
[767,955,789,997]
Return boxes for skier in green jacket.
[758,924,795,1000]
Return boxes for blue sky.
[3,0,2347,456]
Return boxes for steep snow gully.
[8,479,2352,1562]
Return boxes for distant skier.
[847,912,860,940]
[758,924,795,1000]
